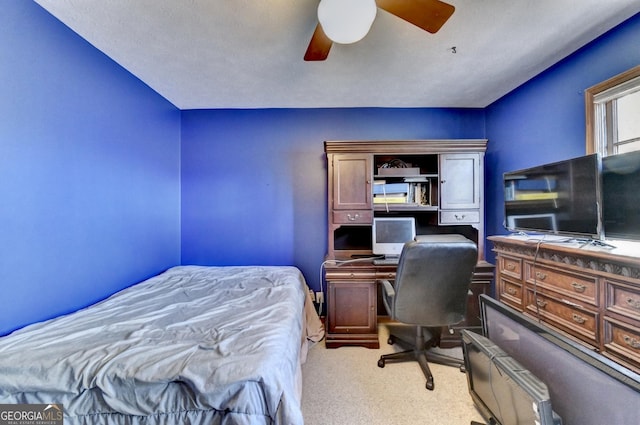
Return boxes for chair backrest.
[390,235,478,326]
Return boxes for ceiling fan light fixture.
[317,0,377,45]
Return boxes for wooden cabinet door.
[439,153,481,210]
[327,280,377,334]
[331,154,373,210]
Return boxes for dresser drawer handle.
[572,314,586,324]
[347,213,360,221]
[571,282,587,293]
[535,272,547,280]
[506,263,516,271]
[536,299,547,308]
[623,335,640,349]
[625,297,640,311]
[454,214,466,221]
[506,287,517,295]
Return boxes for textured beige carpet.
[301,323,484,425]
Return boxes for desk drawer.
[326,270,377,280]
[439,210,480,224]
[332,210,373,224]
[525,263,598,306]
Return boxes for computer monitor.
[371,217,416,257]
[480,295,640,425]
[462,329,563,425]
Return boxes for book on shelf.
[373,179,432,206]
[373,182,410,195]
[403,176,430,183]
[373,196,408,204]
[514,192,559,200]
[409,182,431,206]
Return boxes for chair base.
[377,325,464,391]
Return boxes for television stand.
[489,234,640,373]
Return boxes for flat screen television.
[461,329,563,425]
[602,150,640,241]
[371,216,416,258]
[480,295,640,425]
[503,154,601,239]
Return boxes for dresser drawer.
[605,279,640,323]
[439,210,480,224]
[498,276,523,310]
[603,317,640,370]
[332,210,373,224]
[525,290,598,345]
[499,255,522,280]
[525,263,598,306]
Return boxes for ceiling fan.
[304,0,455,61]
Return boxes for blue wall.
[0,1,182,335]
[181,108,485,292]
[484,12,640,261]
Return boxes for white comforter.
[0,265,318,424]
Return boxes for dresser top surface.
[489,234,640,265]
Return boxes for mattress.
[0,265,322,424]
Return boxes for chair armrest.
[378,279,396,298]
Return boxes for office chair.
[377,234,477,390]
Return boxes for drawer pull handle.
[561,299,584,309]
[625,297,640,311]
[454,214,466,221]
[571,282,586,293]
[507,287,517,295]
[346,213,360,221]
[506,263,516,270]
[536,299,547,308]
[535,272,547,280]
[572,314,586,324]
[623,335,640,349]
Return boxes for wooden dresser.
[489,235,640,373]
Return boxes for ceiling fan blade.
[304,24,333,61]
[376,0,455,34]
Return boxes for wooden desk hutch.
[323,140,494,349]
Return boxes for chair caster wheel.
[378,358,385,368]
[426,377,434,391]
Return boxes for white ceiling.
[34,0,640,110]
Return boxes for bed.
[0,265,324,424]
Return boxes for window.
[585,65,640,156]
